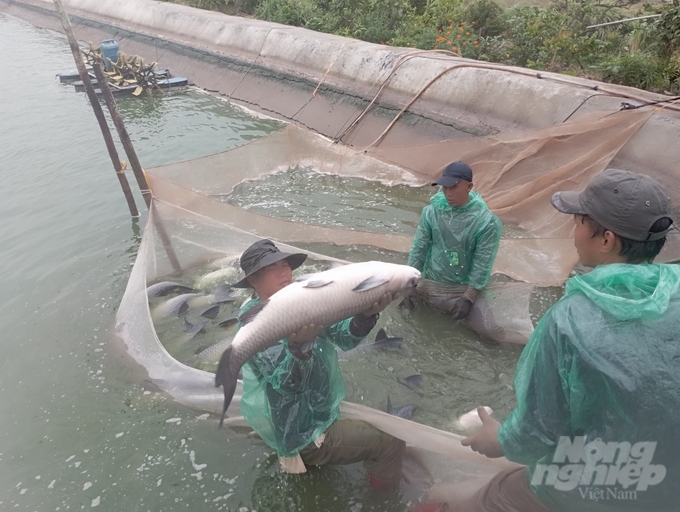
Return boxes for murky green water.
[0,14,550,512]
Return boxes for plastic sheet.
[408,190,502,290]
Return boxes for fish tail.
[215,346,237,428]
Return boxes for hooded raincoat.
[407,190,502,290]
[238,298,364,457]
[499,263,680,511]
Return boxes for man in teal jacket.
[452,169,679,512]
[408,161,502,327]
[233,239,405,488]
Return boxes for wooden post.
[52,0,139,218]
[90,64,152,208]
[91,62,182,272]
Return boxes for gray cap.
[551,169,673,241]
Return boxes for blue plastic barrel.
[100,40,119,72]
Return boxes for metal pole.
[586,14,661,30]
[52,0,139,218]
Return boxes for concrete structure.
[2,0,679,183]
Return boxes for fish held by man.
[215,261,421,427]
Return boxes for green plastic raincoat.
[499,263,680,511]
[238,298,364,457]
[407,190,502,290]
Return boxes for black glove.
[349,312,379,337]
[450,297,473,320]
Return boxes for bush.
[460,0,506,37]
[600,52,671,90]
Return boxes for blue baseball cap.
[432,161,473,187]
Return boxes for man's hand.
[363,292,401,316]
[461,407,503,458]
[450,297,472,320]
[288,324,323,359]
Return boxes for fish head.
[386,265,420,297]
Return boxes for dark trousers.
[300,419,406,485]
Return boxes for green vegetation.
[162,0,680,92]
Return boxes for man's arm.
[323,292,396,351]
[466,215,502,290]
[407,207,433,271]
[497,309,572,464]
[464,309,571,462]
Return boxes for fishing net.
[116,105,680,495]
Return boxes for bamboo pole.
[90,64,152,209]
[90,62,182,272]
[52,0,139,218]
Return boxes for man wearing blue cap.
[408,161,502,325]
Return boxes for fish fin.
[302,278,334,289]
[386,395,394,415]
[404,374,423,388]
[201,305,220,320]
[295,273,317,282]
[178,302,190,317]
[239,300,269,325]
[396,405,418,419]
[184,318,208,338]
[353,274,390,292]
[211,284,235,304]
[215,346,238,428]
[372,328,404,348]
[372,336,404,349]
[218,315,239,328]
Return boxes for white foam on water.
[91,496,100,507]
[189,451,207,471]
[48,480,55,489]
[165,418,181,424]
[83,483,92,491]
[114,432,125,438]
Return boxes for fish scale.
[215,261,421,426]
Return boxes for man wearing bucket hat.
[407,161,503,335]
[423,169,680,512]
[233,239,406,489]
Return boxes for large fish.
[146,281,198,298]
[215,261,421,426]
[151,284,234,322]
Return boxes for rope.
[620,96,680,111]
[312,43,346,98]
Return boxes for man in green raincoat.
[443,169,679,512]
[407,161,503,332]
[233,239,405,489]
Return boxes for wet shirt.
[499,263,680,511]
[407,190,502,290]
[238,298,364,457]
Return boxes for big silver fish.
[215,261,421,426]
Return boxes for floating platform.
[62,68,170,85]
[73,76,188,95]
